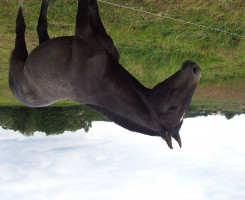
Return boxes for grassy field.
[0,0,244,107]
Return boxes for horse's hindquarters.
[18,37,75,106]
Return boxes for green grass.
[190,100,245,113]
[100,0,245,87]
[0,96,79,107]
[0,0,245,104]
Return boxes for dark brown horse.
[9,0,201,149]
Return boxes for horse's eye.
[168,106,177,111]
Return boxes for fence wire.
[98,0,245,38]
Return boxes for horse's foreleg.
[88,0,120,61]
[75,0,92,40]
[88,0,107,35]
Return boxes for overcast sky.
[0,114,245,200]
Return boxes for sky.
[0,114,245,200]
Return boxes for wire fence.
[98,0,245,38]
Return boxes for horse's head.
[150,60,202,148]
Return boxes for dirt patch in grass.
[193,82,245,104]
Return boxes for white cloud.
[0,115,245,200]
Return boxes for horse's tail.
[9,0,28,103]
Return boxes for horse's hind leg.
[37,0,50,44]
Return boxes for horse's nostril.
[193,65,199,75]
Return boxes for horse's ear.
[172,120,183,148]
[160,120,174,149]
[172,132,182,148]
[162,130,173,149]
[160,120,183,149]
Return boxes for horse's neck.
[86,104,159,136]
[91,62,159,132]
